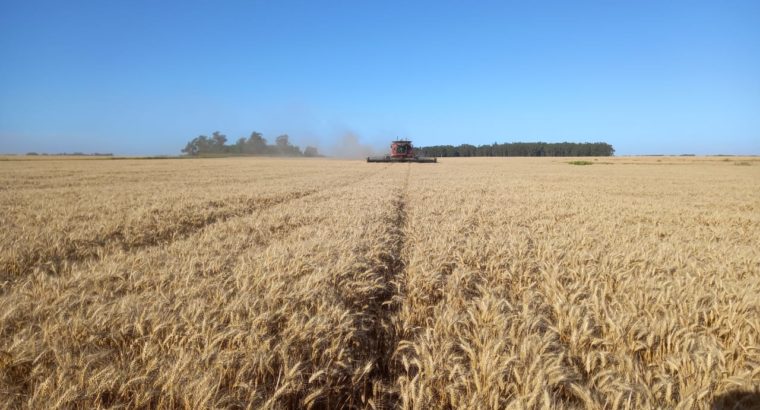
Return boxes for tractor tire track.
[371,166,410,408]
[342,165,410,409]
[1,190,315,282]
[1,166,391,290]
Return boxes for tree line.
[417,142,614,157]
[181,131,319,157]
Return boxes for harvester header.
[367,140,437,163]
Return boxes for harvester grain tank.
[367,140,437,163]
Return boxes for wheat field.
[1,156,759,409]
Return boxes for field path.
[360,164,411,408]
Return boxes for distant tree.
[234,137,246,154]
[275,134,301,156]
[304,146,319,157]
[246,132,267,154]
[26,152,39,156]
[275,134,289,149]
[210,132,227,153]
[181,141,195,155]
[182,135,209,155]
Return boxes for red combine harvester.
[367,140,437,163]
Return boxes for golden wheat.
[1,156,758,409]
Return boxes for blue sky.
[1,0,758,155]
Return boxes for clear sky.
[1,0,758,155]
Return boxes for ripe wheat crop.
[1,156,759,409]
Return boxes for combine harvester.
[367,140,437,163]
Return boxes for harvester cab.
[367,140,437,163]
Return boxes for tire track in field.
[1,190,316,282]
[391,187,489,401]
[1,165,391,288]
[351,164,410,409]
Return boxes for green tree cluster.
[418,142,614,157]
[182,131,319,157]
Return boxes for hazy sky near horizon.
[1,0,758,155]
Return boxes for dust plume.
[327,132,378,158]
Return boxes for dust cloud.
[325,132,380,159]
